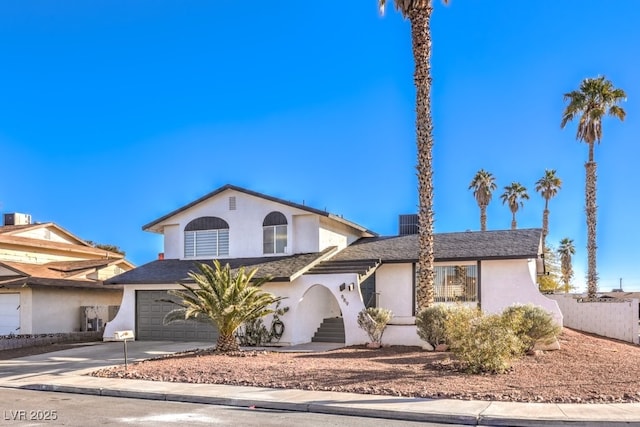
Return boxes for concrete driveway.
[0,341,211,384]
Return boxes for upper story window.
[263,211,287,254]
[184,216,229,258]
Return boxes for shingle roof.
[330,228,543,263]
[0,224,40,234]
[106,229,542,286]
[142,184,377,237]
[0,276,122,290]
[46,259,129,273]
[105,247,338,285]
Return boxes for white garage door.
[0,293,20,335]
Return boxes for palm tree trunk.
[585,161,598,299]
[215,333,240,353]
[511,212,517,230]
[410,3,435,312]
[480,205,487,231]
[542,208,549,248]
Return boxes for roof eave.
[142,184,376,236]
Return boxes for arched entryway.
[295,284,344,343]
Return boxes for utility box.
[80,306,109,332]
[4,213,32,226]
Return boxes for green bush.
[357,307,393,344]
[446,311,524,374]
[416,305,454,347]
[501,304,560,351]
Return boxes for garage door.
[0,293,20,336]
[136,290,218,341]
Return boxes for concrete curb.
[20,383,640,427]
[22,383,480,424]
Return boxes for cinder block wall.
[549,295,639,344]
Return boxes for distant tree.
[85,240,125,256]
[469,169,497,231]
[500,182,529,230]
[557,238,576,294]
[537,245,562,293]
[535,170,562,248]
[561,76,626,299]
[163,260,283,353]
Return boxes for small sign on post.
[113,330,135,369]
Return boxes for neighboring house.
[0,214,134,335]
[104,184,562,346]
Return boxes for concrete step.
[311,317,345,343]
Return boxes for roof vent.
[399,214,418,236]
[229,196,236,211]
[3,213,32,226]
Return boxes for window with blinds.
[184,216,230,258]
[415,264,478,304]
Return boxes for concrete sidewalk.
[1,342,640,426]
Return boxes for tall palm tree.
[164,260,283,353]
[379,0,449,311]
[500,182,529,230]
[535,169,562,248]
[557,238,576,294]
[469,169,497,231]
[561,76,626,299]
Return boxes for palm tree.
[164,260,283,353]
[535,169,562,247]
[557,238,576,294]
[379,0,449,311]
[469,169,497,231]
[500,182,529,230]
[561,76,626,299]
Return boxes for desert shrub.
[445,307,524,374]
[501,304,561,351]
[357,307,393,344]
[416,305,454,347]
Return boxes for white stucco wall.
[163,224,181,259]
[263,274,369,346]
[103,284,183,340]
[155,189,367,260]
[292,215,319,254]
[549,294,639,344]
[481,259,563,326]
[376,263,414,318]
[31,288,122,334]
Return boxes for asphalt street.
[0,388,466,427]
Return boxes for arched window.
[263,211,287,254]
[184,216,229,258]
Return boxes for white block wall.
[549,294,639,344]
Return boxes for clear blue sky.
[1,1,638,292]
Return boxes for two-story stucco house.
[104,184,562,347]
[0,214,134,335]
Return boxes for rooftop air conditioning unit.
[399,214,419,236]
[3,213,32,226]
